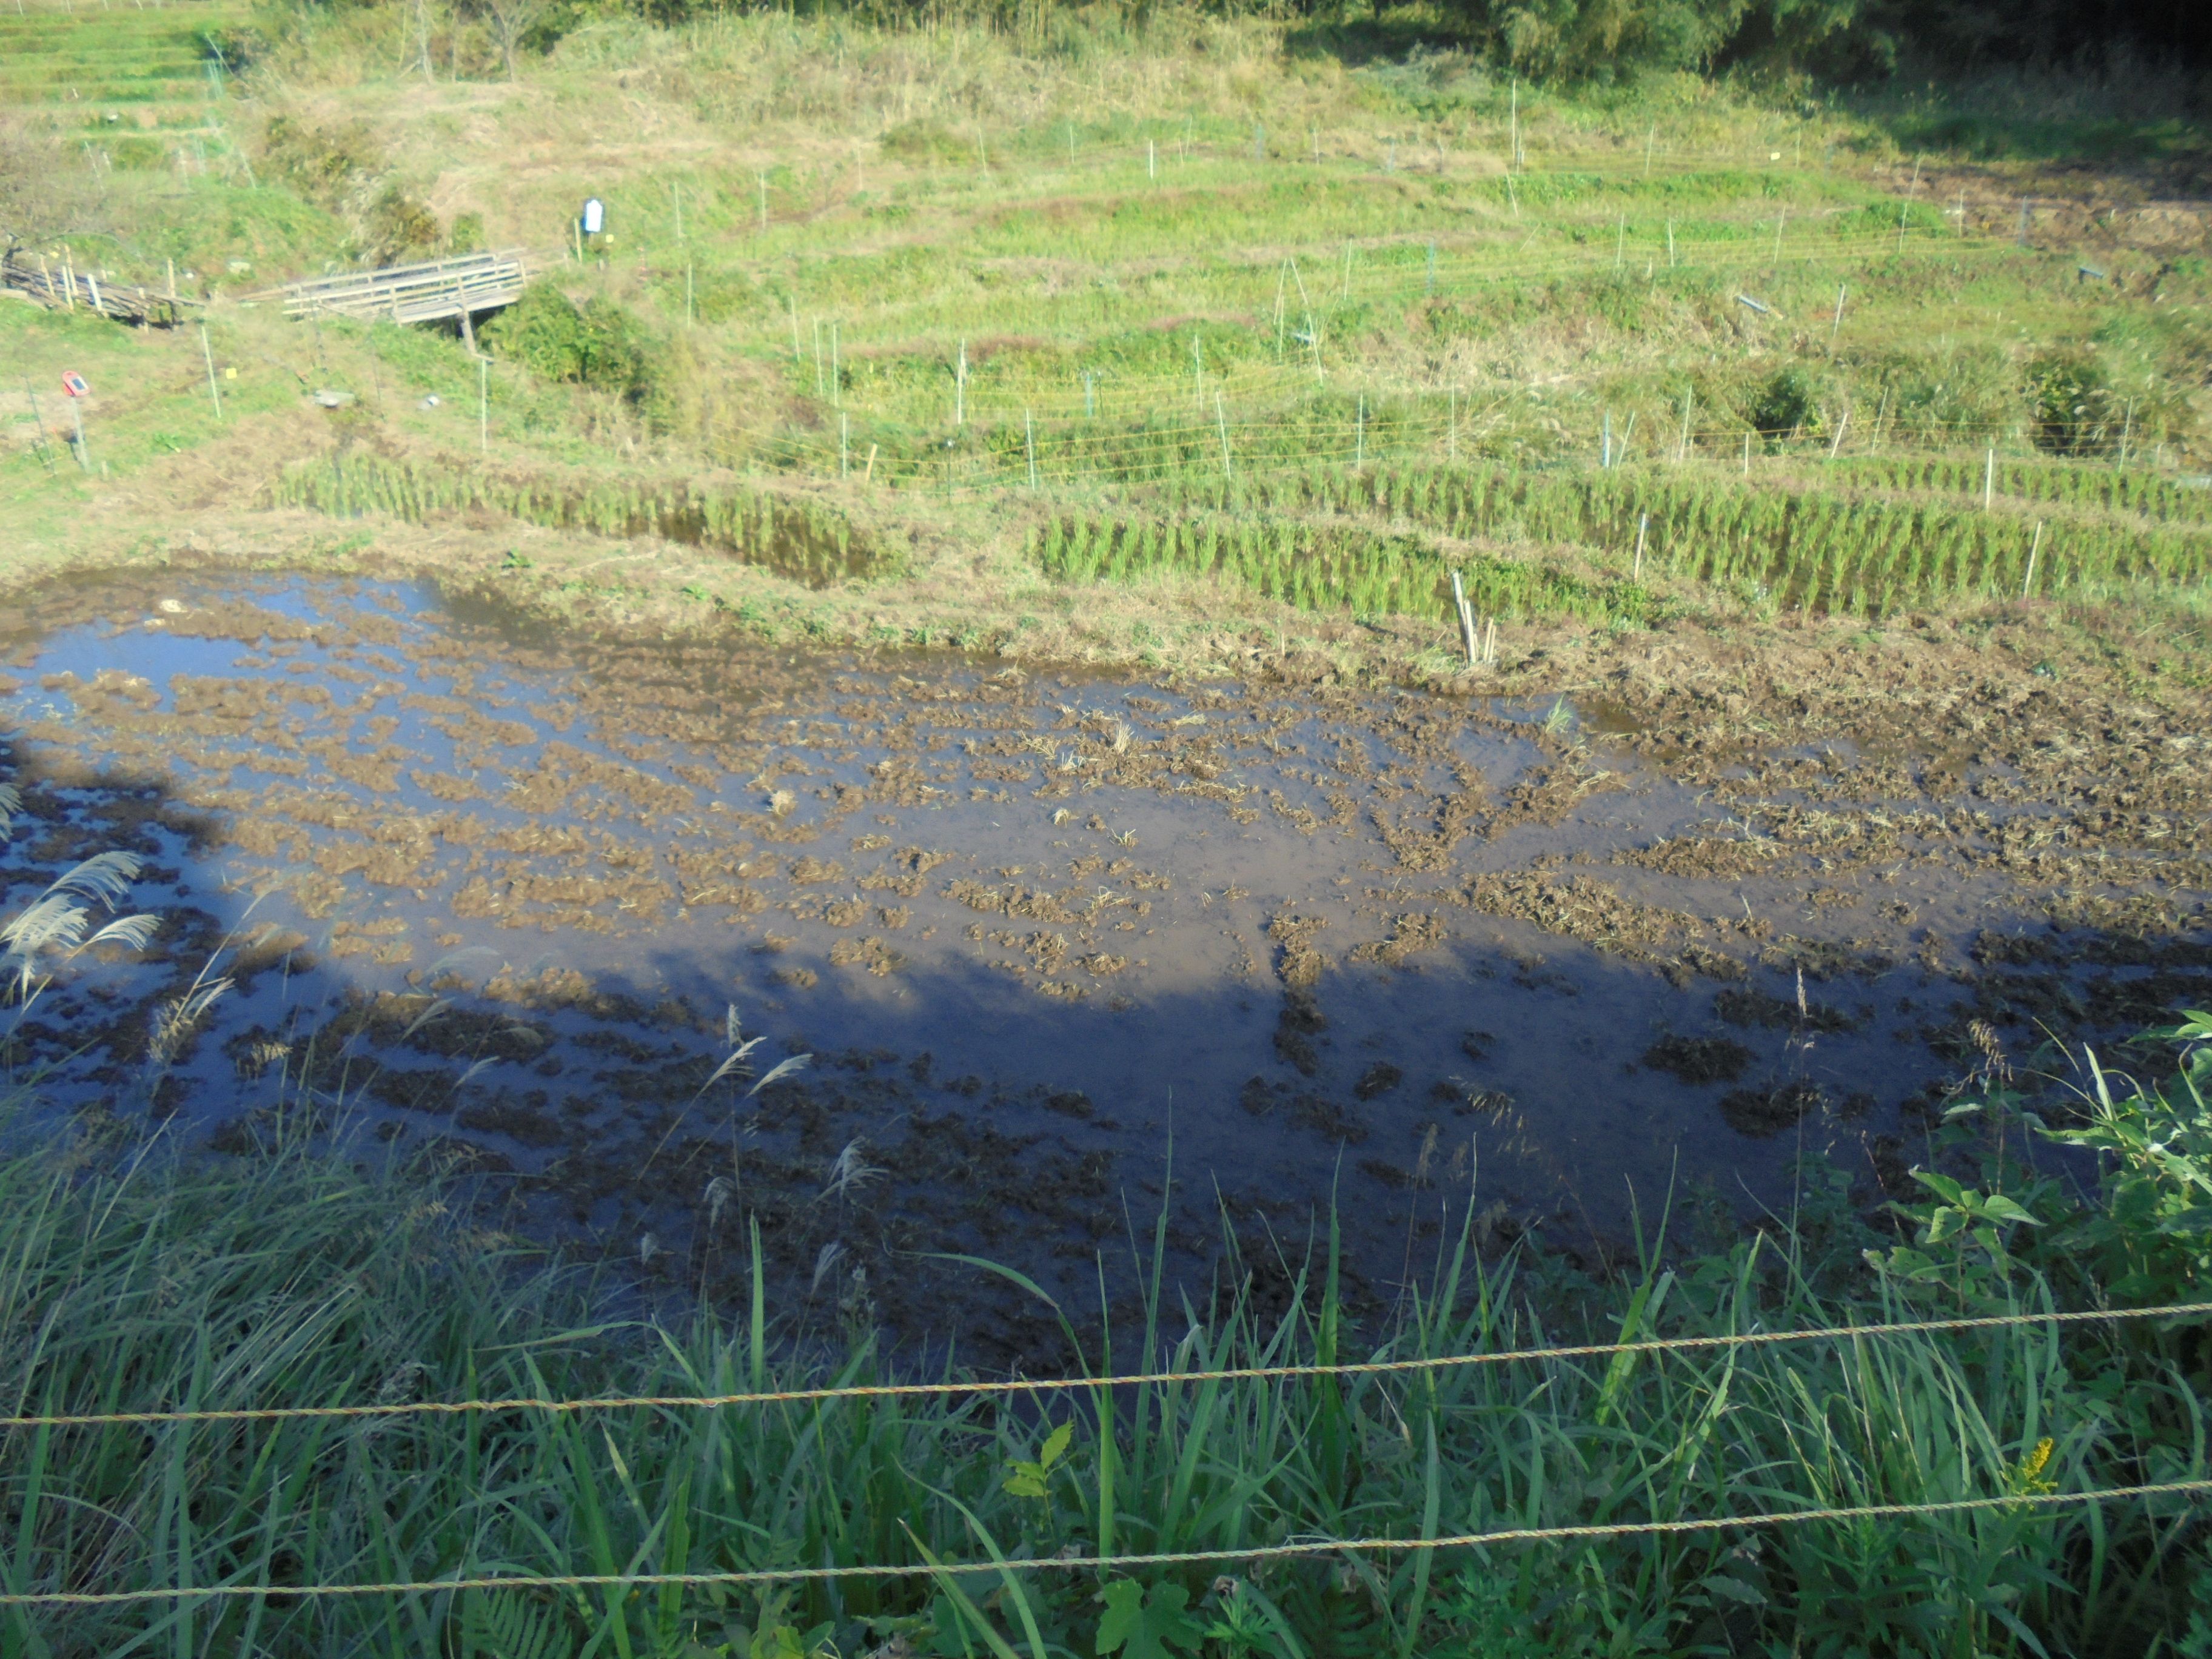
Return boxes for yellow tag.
[223,366,236,379]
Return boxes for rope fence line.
[7,1478,2208,1608]
[8,1300,2207,1433]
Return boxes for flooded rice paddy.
[3,573,2208,1362]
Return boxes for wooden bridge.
[2,253,198,326]
[261,250,537,343]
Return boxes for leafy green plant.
[484,282,654,403]
[1095,1580,1204,1659]
[1002,1421,1073,1500]
[2037,1011,2212,1303]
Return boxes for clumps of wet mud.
[1715,1080,1874,1139]
[1641,1034,1754,1085]
[1715,987,1860,1034]
[1267,913,1330,989]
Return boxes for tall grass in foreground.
[2,1021,2210,1656]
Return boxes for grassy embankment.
[1,2,2208,680]
[3,1012,2210,1655]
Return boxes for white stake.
[2023,521,2042,597]
[199,321,222,418]
[1984,447,1995,511]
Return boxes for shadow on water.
[2,569,2207,1368]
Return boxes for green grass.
[5,1,2209,661]
[5,1017,2211,1657]
[1035,460,2212,620]
[273,452,885,586]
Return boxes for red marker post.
[59,370,90,471]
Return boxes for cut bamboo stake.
[1450,569,1478,667]
[20,376,55,473]
[2023,521,2042,597]
[1828,404,1849,460]
[1897,155,1922,253]
[1633,513,1648,581]
[198,321,222,418]
[1983,447,1995,511]
[863,444,877,483]
[1484,616,1496,665]
[1215,392,1233,481]
[1829,284,1846,347]
[1677,390,1694,461]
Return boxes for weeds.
[3,1016,2210,1655]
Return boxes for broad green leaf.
[1095,1581,1204,1659]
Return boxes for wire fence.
[5,1481,2208,1607]
[9,1298,2208,1431]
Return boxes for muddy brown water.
[2,574,2206,1365]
